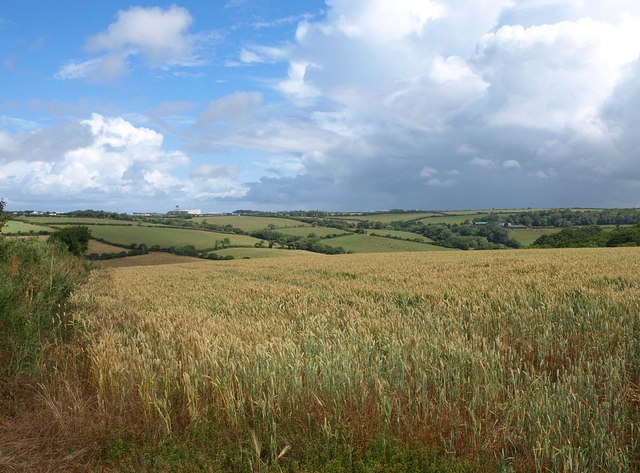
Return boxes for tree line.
[250,229,349,254]
[532,225,640,248]
[387,220,521,250]
[479,208,640,227]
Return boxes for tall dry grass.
[69,248,640,471]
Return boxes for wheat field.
[70,248,640,471]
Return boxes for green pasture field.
[321,234,452,253]
[331,212,442,223]
[191,215,309,232]
[417,214,482,225]
[436,210,479,215]
[367,229,434,242]
[322,217,364,224]
[23,216,138,225]
[508,228,562,246]
[1,220,52,234]
[209,247,316,259]
[277,226,351,238]
[85,225,261,249]
[438,209,543,215]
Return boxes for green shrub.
[49,225,91,256]
[0,238,88,374]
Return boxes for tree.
[0,199,7,232]
[49,226,91,256]
[175,245,198,257]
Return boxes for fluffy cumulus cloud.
[55,6,203,81]
[0,114,245,209]
[225,0,640,209]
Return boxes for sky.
[1,0,640,213]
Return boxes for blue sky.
[2,1,640,212]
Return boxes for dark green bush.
[49,225,91,256]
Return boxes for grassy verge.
[0,237,97,472]
[0,238,88,374]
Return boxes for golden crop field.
[71,248,640,471]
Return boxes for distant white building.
[168,208,202,215]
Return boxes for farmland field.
[86,225,261,249]
[86,239,126,254]
[322,233,450,252]
[367,229,434,242]
[321,217,364,224]
[191,215,310,232]
[1,220,51,234]
[209,247,316,259]
[379,210,541,225]
[417,214,484,225]
[277,225,350,238]
[96,252,204,268]
[331,212,442,223]
[439,209,544,215]
[508,228,562,246]
[22,216,138,225]
[68,248,640,471]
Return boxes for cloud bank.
[5,1,640,211]
[227,0,640,210]
[0,114,245,209]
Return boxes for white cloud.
[0,131,14,153]
[277,62,320,99]
[54,114,189,192]
[333,0,445,41]
[0,114,251,209]
[55,58,105,80]
[55,6,205,81]
[2,115,182,196]
[238,45,289,64]
[263,156,306,177]
[477,16,640,133]
[528,169,558,179]
[503,160,521,169]
[190,164,239,179]
[430,56,486,86]
[420,166,438,178]
[0,115,41,133]
[252,14,314,30]
[471,157,497,168]
[239,48,263,64]
[87,5,196,66]
[426,178,455,187]
[143,170,181,188]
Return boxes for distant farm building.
[167,208,202,216]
